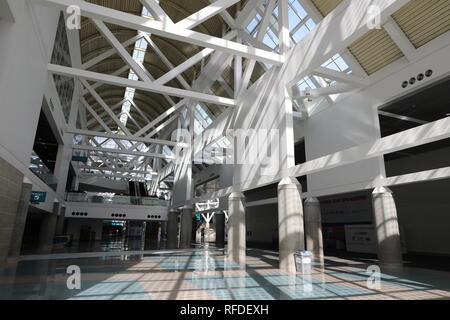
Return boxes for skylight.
[118,7,150,128]
[246,0,318,50]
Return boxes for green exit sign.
[30,191,47,203]
[72,156,88,163]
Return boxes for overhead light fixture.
[305,87,312,102]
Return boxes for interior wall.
[66,218,103,241]
[392,179,450,255]
[246,203,278,249]
[0,1,58,167]
[0,157,24,264]
[385,145,450,177]
[0,1,60,212]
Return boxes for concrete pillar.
[228,192,246,267]
[278,177,305,273]
[37,202,60,254]
[8,182,33,259]
[179,206,193,249]
[0,158,25,269]
[145,221,159,241]
[304,198,324,266]
[215,212,226,248]
[55,207,65,236]
[54,144,72,198]
[372,187,403,271]
[166,210,179,248]
[160,221,167,240]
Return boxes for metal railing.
[65,192,170,207]
[29,151,58,191]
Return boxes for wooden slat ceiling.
[392,0,450,48]
[312,0,449,76]
[80,0,248,134]
[310,0,343,17]
[348,28,404,75]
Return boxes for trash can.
[295,250,313,274]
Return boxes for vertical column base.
[37,202,60,254]
[179,206,193,249]
[215,212,226,248]
[278,177,305,274]
[372,187,403,273]
[166,210,179,249]
[304,198,324,267]
[227,192,246,269]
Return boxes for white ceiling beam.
[146,114,179,139]
[383,16,417,61]
[128,99,151,123]
[152,31,237,86]
[175,0,240,30]
[81,79,133,136]
[68,128,180,147]
[340,48,367,77]
[80,97,129,151]
[237,30,274,52]
[92,19,152,82]
[87,99,126,127]
[239,0,276,95]
[292,82,355,99]
[31,0,284,65]
[82,35,143,70]
[286,0,413,87]
[82,65,130,96]
[278,0,291,54]
[235,0,261,29]
[133,99,186,137]
[297,0,323,23]
[73,145,175,160]
[207,0,236,29]
[141,32,192,89]
[79,171,153,181]
[139,0,174,24]
[48,64,237,107]
[78,165,156,175]
[312,66,369,87]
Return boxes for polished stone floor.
[1,246,450,300]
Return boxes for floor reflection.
[1,246,450,300]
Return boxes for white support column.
[372,187,403,271]
[179,206,193,249]
[176,0,240,30]
[53,144,73,198]
[234,38,242,99]
[278,0,291,54]
[304,198,324,266]
[383,16,417,61]
[215,211,226,248]
[227,192,246,267]
[278,177,305,273]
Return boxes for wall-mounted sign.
[320,191,373,224]
[30,191,47,203]
[72,156,88,163]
